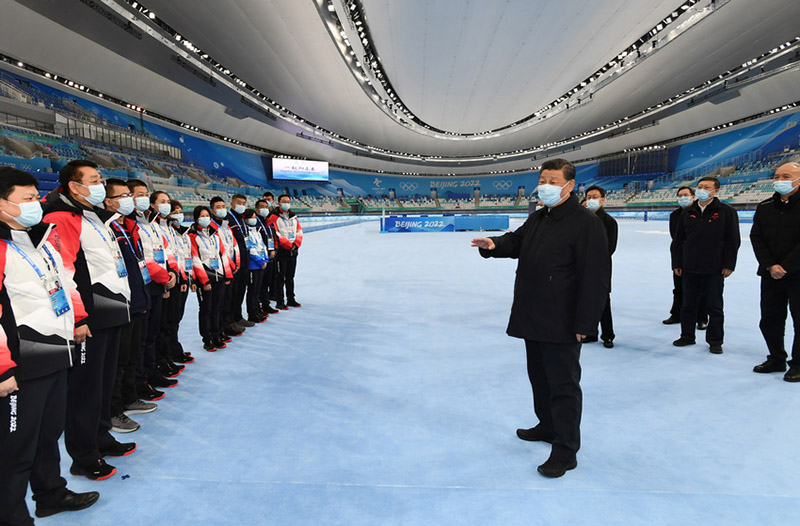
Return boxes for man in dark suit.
[472,159,609,478]
[583,185,618,348]
[671,177,740,354]
[750,159,800,382]
[664,186,708,328]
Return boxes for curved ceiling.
[1,0,799,175]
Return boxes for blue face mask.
[198,216,211,228]
[3,199,43,227]
[774,179,798,195]
[157,203,172,217]
[116,196,134,216]
[258,208,269,217]
[246,218,258,227]
[76,182,106,206]
[214,208,228,219]
[677,196,693,208]
[135,196,151,211]
[586,198,601,211]
[234,204,246,215]
[537,183,568,207]
[171,213,184,225]
[695,188,712,202]
[280,202,291,212]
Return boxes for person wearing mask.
[663,186,708,328]
[42,160,132,480]
[582,186,618,348]
[262,191,276,213]
[210,197,247,338]
[243,208,269,324]
[671,177,740,354]
[750,159,800,382]
[471,159,609,478]
[165,200,196,365]
[149,191,185,379]
[226,194,251,329]
[255,199,279,315]
[188,206,232,351]
[268,194,303,309]
[0,167,99,524]
[126,180,177,399]
[103,179,154,435]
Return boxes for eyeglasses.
[108,193,133,200]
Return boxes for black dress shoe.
[709,344,723,355]
[35,490,100,517]
[697,321,708,330]
[100,441,137,458]
[753,358,787,373]
[537,457,578,478]
[516,426,554,443]
[784,366,800,382]
[662,316,680,325]
[673,338,695,347]
[69,459,116,480]
[580,336,598,344]
[603,340,614,349]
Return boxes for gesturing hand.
[471,238,495,250]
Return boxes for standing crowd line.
[0,160,304,525]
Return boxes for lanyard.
[198,231,218,253]
[85,216,110,243]
[2,239,58,281]
[229,212,244,230]
[111,222,144,259]
[281,217,294,233]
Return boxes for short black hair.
[676,185,695,196]
[170,199,183,212]
[104,178,129,198]
[262,191,274,199]
[243,208,257,219]
[0,167,39,200]
[150,190,169,204]
[585,185,606,198]
[540,159,576,181]
[278,194,291,202]
[698,176,720,190]
[209,196,225,207]
[127,179,148,191]
[255,199,268,207]
[193,205,210,223]
[231,193,246,202]
[59,160,98,188]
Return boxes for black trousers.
[525,339,582,462]
[276,255,298,303]
[0,370,68,526]
[681,273,724,344]
[759,275,800,366]
[112,312,144,416]
[168,286,190,359]
[139,286,163,383]
[65,325,121,467]
[198,279,225,341]
[158,283,187,363]
[597,295,614,342]
[247,268,264,319]
[230,266,248,323]
[670,272,708,322]
[220,279,233,329]
[260,259,276,307]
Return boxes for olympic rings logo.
[493,180,512,190]
[399,182,418,191]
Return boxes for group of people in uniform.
[0,160,304,525]
[473,157,800,478]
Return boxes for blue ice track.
[32,219,800,525]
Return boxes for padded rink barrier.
[381,214,510,233]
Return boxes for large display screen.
[272,158,329,182]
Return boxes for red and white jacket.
[0,221,87,382]
[187,223,233,286]
[123,210,170,289]
[42,189,130,331]
[213,218,240,275]
[170,224,192,283]
[268,210,303,253]
[152,215,183,280]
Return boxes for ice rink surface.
[35,218,800,525]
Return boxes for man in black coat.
[584,185,618,348]
[671,176,740,354]
[226,194,253,328]
[664,186,708,328]
[472,159,609,478]
[750,159,800,382]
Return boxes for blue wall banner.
[382,216,455,232]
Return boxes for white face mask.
[246,218,258,227]
[75,182,106,206]
[586,198,601,211]
[157,203,172,217]
[115,196,135,216]
[2,199,42,227]
[537,183,569,207]
[214,208,228,219]
[198,216,211,228]
[280,202,291,212]
[135,196,151,211]
[257,208,269,217]
[233,204,246,215]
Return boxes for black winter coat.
[750,191,800,278]
[670,197,740,275]
[480,194,610,343]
